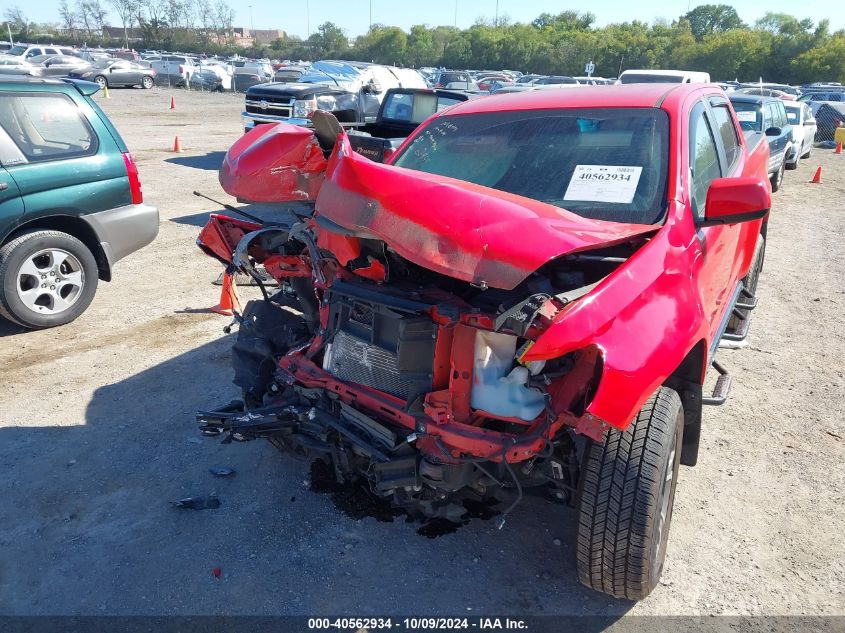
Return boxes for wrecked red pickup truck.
[197,84,771,600]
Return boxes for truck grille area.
[321,283,438,405]
[324,330,411,399]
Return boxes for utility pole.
[306,0,310,37]
[495,0,499,27]
[369,0,372,30]
[249,5,254,33]
[454,0,458,27]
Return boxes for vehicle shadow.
[0,333,635,619]
[165,151,227,171]
[0,317,26,337]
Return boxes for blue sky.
[23,0,844,39]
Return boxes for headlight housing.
[293,98,317,119]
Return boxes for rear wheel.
[727,235,765,333]
[770,159,785,192]
[141,76,154,89]
[576,386,683,600]
[0,230,98,329]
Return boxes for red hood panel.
[316,136,657,290]
[219,123,327,203]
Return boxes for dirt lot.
[0,87,843,617]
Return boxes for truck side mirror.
[764,126,781,136]
[699,177,770,227]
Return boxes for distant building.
[232,28,285,47]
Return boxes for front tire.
[94,75,107,89]
[142,76,154,89]
[576,386,684,600]
[0,230,99,329]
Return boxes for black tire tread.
[576,386,682,600]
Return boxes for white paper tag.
[735,110,757,123]
[564,165,643,204]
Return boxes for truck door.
[689,99,740,336]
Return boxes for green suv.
[0,76,158,329]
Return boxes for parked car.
[233,65,273,92]
[737,87,797,101]
[2,45,75,61]
[783,102,816,160]
[476,74,512,91]
[68,59,157,89]
[0,76,158,328]
[533,75,578,85]
[273,65,309,83]
[189,69,224,92]
[197,61,233,91]
[798,90,845,104]
[197,83,771,601]
[31,54,89,77]
[810,102,845,143]
[149,54,196,86]
[729,93,793,190]
[434,69,472,88]
[0,57,42,76]
[619,69,711,83]
[241,60,426,132]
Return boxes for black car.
[67,59,156,89]
[189,69,224,92]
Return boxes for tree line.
[3,4,844,84]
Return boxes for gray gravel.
[0,88,843,616]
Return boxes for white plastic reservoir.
[470,330,546,422]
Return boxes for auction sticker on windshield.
[564,165,643,204]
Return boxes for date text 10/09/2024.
[307,618,529,630]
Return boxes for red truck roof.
[447,83,711,115]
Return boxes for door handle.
[0,182,8,191]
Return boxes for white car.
[0,56,42,76]
[2,44,76,61]
[618,69,711,84]
[149,54,196,86]
[784,102,817,161]
[198,60,233,91]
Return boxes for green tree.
[683,4,744,41]
[307,22,349,59]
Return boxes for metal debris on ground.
[171,496,221,509]
[209,467,236,477]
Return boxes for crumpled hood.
[219,122,327,203]
[316,135,657,290]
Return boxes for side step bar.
[702,359,732,406]
[722,286,757,344]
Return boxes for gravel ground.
[0,87,843,617]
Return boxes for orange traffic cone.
[172,136,183,152]
[836,142,842,155]
[211,270,240,316]
[810,166,822,184]
[170,96,176,110]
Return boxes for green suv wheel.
[0,230,99,329]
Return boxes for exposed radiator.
[323,330,412,399]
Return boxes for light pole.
[306,0,310,37]
[454,0,458,27]
[249,4,253,32]
[369,0,372,30]
[495,0,499,27]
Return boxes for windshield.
[299,61,361,86]
[7,45,27,56]
[620,73,684,84]
[393,107,670,225]
[731,102,762,131]
[91,60,113,69]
